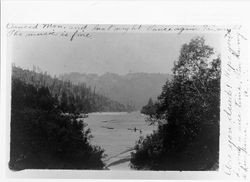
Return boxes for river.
[84,111,156,170]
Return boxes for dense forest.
[12,66,128,113]
[10,78,105,170]
[132,37,220,170]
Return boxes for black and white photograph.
[1,1,250,181]
[7,24,222,171]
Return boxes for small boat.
[101,120,108,123]
[101,126,114,130]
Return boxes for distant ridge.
[12,66,129,113]
[60,72,172,110]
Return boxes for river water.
[84,111,156,170]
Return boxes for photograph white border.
[1,1,250,181]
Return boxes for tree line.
[12,66,128,113]
[132,37,220,170]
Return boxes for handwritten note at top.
[6,24,237,41]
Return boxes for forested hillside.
[60,72,172,110]
[12,66,127,113]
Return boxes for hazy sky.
[9,31,222,76]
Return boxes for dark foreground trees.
[131,37,220,170]
[10,78,105,170]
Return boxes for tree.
[131,37,220,170]
[141,98,156,116]
[60,91,68,112]
[148,98,153,106]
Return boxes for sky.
[9,30,223,76]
